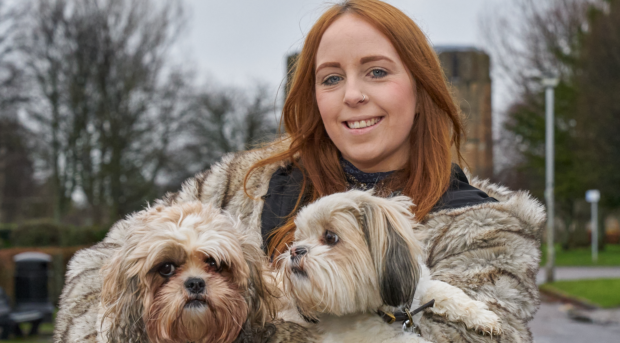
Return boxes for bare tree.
[0,0,24,114]
[174,83,278,178]
[481,0,604,247]
[0,0,33,223]
[480,0,596,95]
[17,0,189,223]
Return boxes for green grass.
[3,336,52,343]
[1,322,53,343]
[540,244,620,266]
[540,278,620,308]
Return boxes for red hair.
[244,0,464,258]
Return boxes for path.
[532,267,620,343]
[536,266,620,284]
[531,302,620,343]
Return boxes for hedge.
[0,221,109,248]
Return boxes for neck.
[340,158,396,188]
[344,159,403,173]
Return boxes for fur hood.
[54,139,544,343]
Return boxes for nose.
[342,80,365,107]
[184,277,206,294]
[290,246,308,259]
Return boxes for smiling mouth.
[345,116,383,129]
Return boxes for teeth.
[347,117,380,129]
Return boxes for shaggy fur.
[54,138,544,343]
[280,190,503,342]
[96,202,267,343]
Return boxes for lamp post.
[542,74,559,283]
[586,189,600,263]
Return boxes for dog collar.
[377,299,435,327]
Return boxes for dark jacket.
[261,163,498,247]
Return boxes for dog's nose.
[184,277,206,294]
[290,246,307,259]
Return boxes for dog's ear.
[359,193,422,308]
[100,249,148,342]
[238,229,280,327]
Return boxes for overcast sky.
[174,0,506,106]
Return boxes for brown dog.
[97,201,277,343]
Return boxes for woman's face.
[315,14,416,173]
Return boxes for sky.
[174,0,507,107]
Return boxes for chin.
[97,201,275,343]
[339,142,408,173]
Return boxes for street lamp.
[542,74,559,283]
[586,189,600,262]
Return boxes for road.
[532,267,620,343]
[531,302,620,343]
[537,266,620,284]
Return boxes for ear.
[359,193,422,308]
[238,229,279,327]
[100,253,148,342]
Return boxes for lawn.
[540,278,620,308]
[1,322,53,343]
[539,244,620,266]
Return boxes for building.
[436,46,493,179]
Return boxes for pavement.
[531,302,620,343]
[536,266,620,284]
[531,266,620,343]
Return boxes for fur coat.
[53,140,545,343]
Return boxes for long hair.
[244,0,464,258]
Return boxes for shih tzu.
[280,190,502,342]
[97,201,279,343]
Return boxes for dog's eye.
[205,257,223,272]
[158,263,176,277]
[324,230,339,246]
[205,257,217,267]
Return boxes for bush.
[59,225,109,247]
[0,223,16,248]
[11,221,61,247]
[5,221,109,248]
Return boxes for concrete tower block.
[436,46,493,179]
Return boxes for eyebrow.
[316,55,395,73]
[360,55,394,64]
[316,62,340,73]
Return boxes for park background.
[0,0,619,342]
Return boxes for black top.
[433,164,499,211]
[260,162,497,250]
[340,158,394,189]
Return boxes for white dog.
[280,190,502,343]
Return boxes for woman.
[55,0,544,342]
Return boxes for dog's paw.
[433,296,502,336]
[467,307,503,337]
[423,280,503,336]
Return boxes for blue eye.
[322,75,342,86]
[370,69,387,78]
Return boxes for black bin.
[0,287,10,326]
[13,253,55,322]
